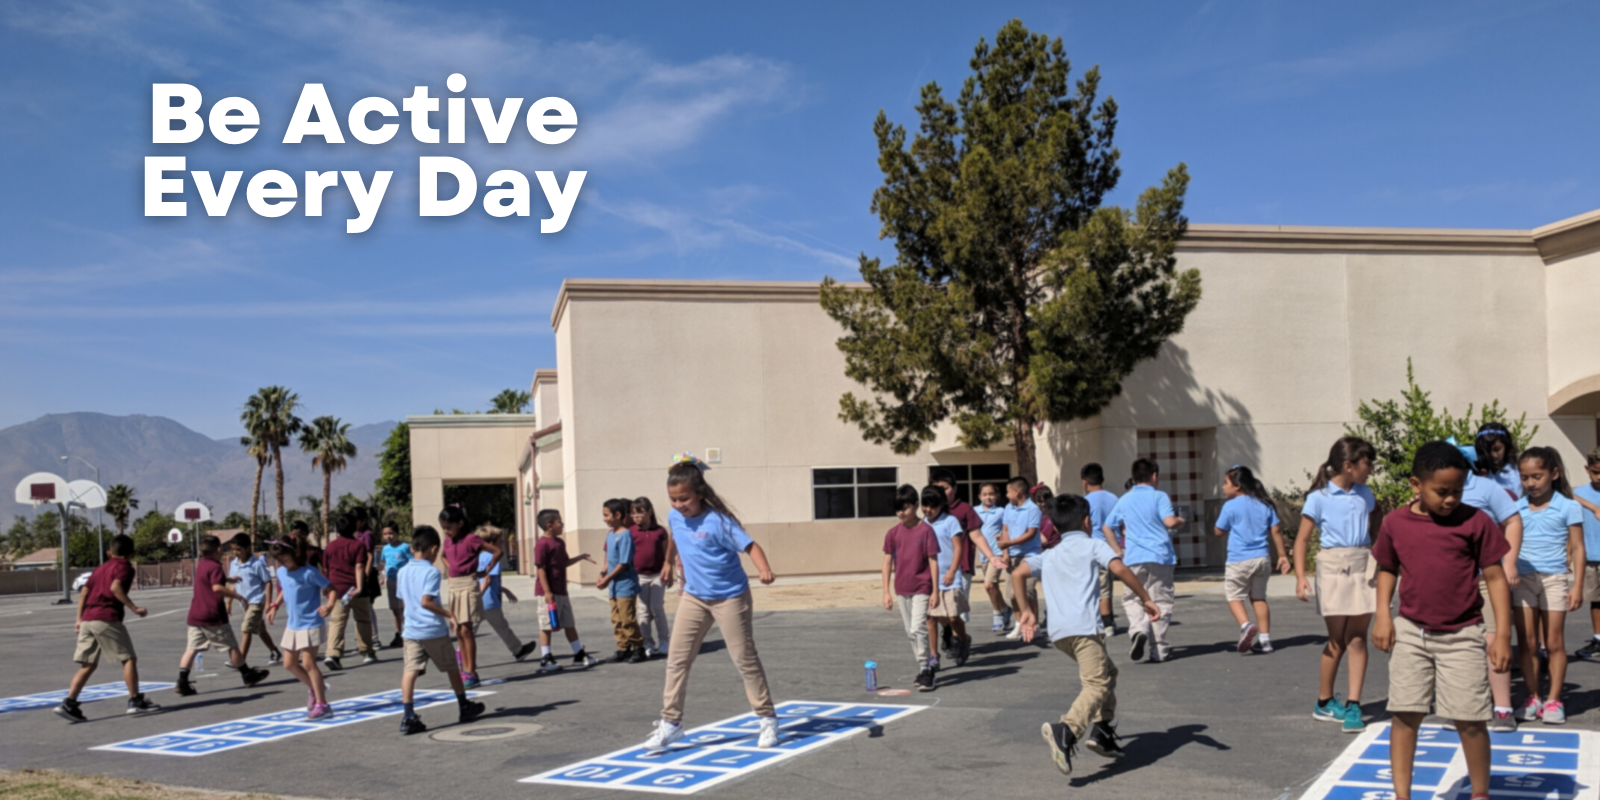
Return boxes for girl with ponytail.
[1214,465,1289,654]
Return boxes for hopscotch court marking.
[521,701,925,795]
[92,689,491,757]
[0,682,176,715]
[1299,722,1598,800]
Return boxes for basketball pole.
[55,501,71,605]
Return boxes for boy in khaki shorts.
[176,535,270,696]
[54,534,161,722]
[1373,442,1512,800]
[396,526,485,735]
[533,509,598,670]
[226,533,280,665]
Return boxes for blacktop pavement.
[1,574,1596,800]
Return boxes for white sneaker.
[644,719,684,751]
[757,716,780,748]
[1005,622,1024,641]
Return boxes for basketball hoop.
[14,472,69,507]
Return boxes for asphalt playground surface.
[1,581,1597,800]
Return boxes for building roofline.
[406,414,539,428]
[551,279,866,330]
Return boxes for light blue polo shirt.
[477,551,503,609]
[1463,472,1519,524]
[927,512,967,591]
[1106,485,1176,566]
[1001,499,1043,558]
[604,530,639,598]
[1574,483,1600,560]
[1492,464,1523,499]
[396,559,449,640]
[1024,532,1121,639]
[1301,482,1376,550]
[229,554,272,605]
[669,508,754,601]
[1216,495,1279,563]
[1086,490,1118,544]
[1516,492,1582,575]
[275,564,330,632]
[976,505,1004,556]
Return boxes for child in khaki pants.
[1373,442,1513,800]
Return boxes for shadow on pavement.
[167,691,277,711]
[1070,723,1231,786]
[934,665,1023,688]
[485,699,579,719]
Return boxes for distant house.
[14,548,60,570]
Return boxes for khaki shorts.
[186,624,239,653]
[933,585,970,618]
[448,576,483,628]
[1225,557,1270,602]
[386,577,404,611]
[1514,571,1571,611]
[1585,562,1600,603]
[1387,616,1491,722]
[983,560,1008,586]
[240,604,268,636]
[403,636,457,675]
[73,620,135,665]
[280,624,327,653]
[1316,547,1376,617]
[538,595,575,632]
[1099,568,1115,602]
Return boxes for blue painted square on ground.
[1342,763,1447,787]
[1325,786,1434,800]
[255,710,316,723]
[1376,726,1462,746]
[111,734,205,751]
[603,746,712,766]
[784,717,873,735]
[678,729,756,747]
[678,748,784,770]
[229,724,314,740]
[1490,731,1581,751]
[301,711,378,726]
[773,702,844,717]
[721,730,833,752]
[187,721,269,737]
[620,768,726,791]
[1491,749,1578,772]
[830,704,913,720]
[1360,744,1456,765]
[545,763,653,785]
[1487,772,1578,795]
[164,738,248,755]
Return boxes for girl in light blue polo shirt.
[1511,447,1586,725]
[1476,422,1523,499]
[1293,436,1377,733]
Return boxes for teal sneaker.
[1312,697,1345,722]
[1342,701,1365,733]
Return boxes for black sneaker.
[1041,722,1078,776]
[242,667,270,688]
[399,714,427,735]
[324,657,343,671]
[54,699,86,723]
[388,633,404,649]
[175,680,198,697]
[539,654,564,672]
[515,642,538,662]
[458,699,485,723]
[1129,631,1148,662]
[1086,722,1124,758]
[613,649,631,664]
[954,636,971,668]
[627,647,647,664]
[1574,639,1600,661]
[573,649,597,667]
[127,693,162,715]
[915,668,935,692]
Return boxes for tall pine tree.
[821,20,1202,483]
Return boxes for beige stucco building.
[418,207,1600,581]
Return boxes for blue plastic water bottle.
[864,660,878,692]
[547,603,560,630]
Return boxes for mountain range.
[1,413,395,524]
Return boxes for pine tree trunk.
[248,459,264,538]
[1013,417,1039,486]
[272,443,286,533]
[321,470,331,547]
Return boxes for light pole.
[61,455,104,565]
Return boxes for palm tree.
[239,431,272,538]
[104,484,139,537]
[242,387,303,534]
[300,415,356,545]
[489,388,531,414]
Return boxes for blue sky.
[2,0,1597,439]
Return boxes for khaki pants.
[479,605,523,654]
[637,572,671,652]
[326,595,374,658]
[661,590,774,724]
[611,596,643,650]
[1054,634,1118,738]
[897,594,931,667]
[1124,563,1175,659]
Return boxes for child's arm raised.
[1292,515,1315,602]
[1371,565,1398,653]
[744,541,775,585]
[881,553,895,610]
[1108,558,1161,622]
[1482,563,1512,671]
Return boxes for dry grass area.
[0,770,344,800]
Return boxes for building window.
[812,467,899,520]
[927,463,1012,505]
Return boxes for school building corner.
[411,205,1600,582]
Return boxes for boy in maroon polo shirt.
[55,534,161,722]
[533,509,597,671]
[175,535,270,696]
[1373,441,1513,800]
[882,484,942,692]
[323,513,376,670]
